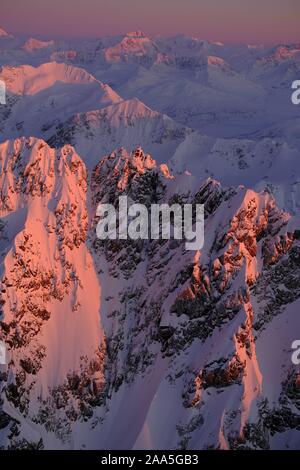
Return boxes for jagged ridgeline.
[0,138,299,449]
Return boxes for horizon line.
[1,25,299,47]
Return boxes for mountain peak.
[130,146,156,172]
[92,147,172,202]
[22,37,55,52]
[207,55,227,67]
[0,27,10,37]
[125,30,147,39]
[103,146,157,178]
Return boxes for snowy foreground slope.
[0,139,299,449]
[0,29,300,450]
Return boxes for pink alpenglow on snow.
[0,5,300,452]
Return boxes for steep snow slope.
[0,138,105,448]
[0,62,107,95]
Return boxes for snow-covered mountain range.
[0,28,299,450]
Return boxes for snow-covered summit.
[0,27,10,37]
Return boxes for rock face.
[0,139,299,449]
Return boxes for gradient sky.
[1,0,299,44]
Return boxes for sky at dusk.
[1,0,299,44]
